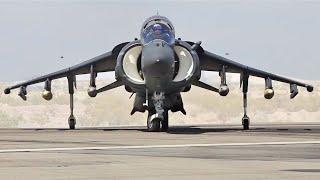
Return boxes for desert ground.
[0,73,318,128]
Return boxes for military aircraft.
[4,15,314,131]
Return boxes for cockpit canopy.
[141,19,175,45]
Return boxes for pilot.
[153,24,163,35]
[152,23,171,42]
[143,22,174,45]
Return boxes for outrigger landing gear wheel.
[68,115,76,130]
[147,113,161,132]
[242,115,250,130]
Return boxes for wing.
[4,42,129,93]
[190,42,314,92]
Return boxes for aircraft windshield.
[142,23,175,45]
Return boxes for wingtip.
[307,85,314,92]
[4,88,10,94]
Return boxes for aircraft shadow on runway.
[24,125,319,135]
[283,169,320,173]
[26,126,236,134]
[29,126,238,134]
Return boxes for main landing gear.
[161,111,169,132]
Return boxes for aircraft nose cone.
[141,40,175,78]
[141,40,175,92]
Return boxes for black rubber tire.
[147,118,161,132]
[69,118,76,130]
[242,117,250,130]
[161,111,169,132]
[147,112,161,132]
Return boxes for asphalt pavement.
[0,124,319,179]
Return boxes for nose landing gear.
[146,92,169,132]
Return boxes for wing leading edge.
[201,50,313,91]
[4,42,129,94]
[188,40,314,93]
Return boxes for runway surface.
[0,124,320,179]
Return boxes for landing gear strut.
[161,111,169,132]
[242,74,250,130]
[68,76,76,130]
[146,92,169,132]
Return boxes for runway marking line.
[0,141,320,153]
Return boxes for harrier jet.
[4,15,314,131]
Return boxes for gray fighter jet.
[4,15,314,131]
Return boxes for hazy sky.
[0,0,319,82]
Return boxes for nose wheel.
[147,111,169,132]
[147,113,161,132]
